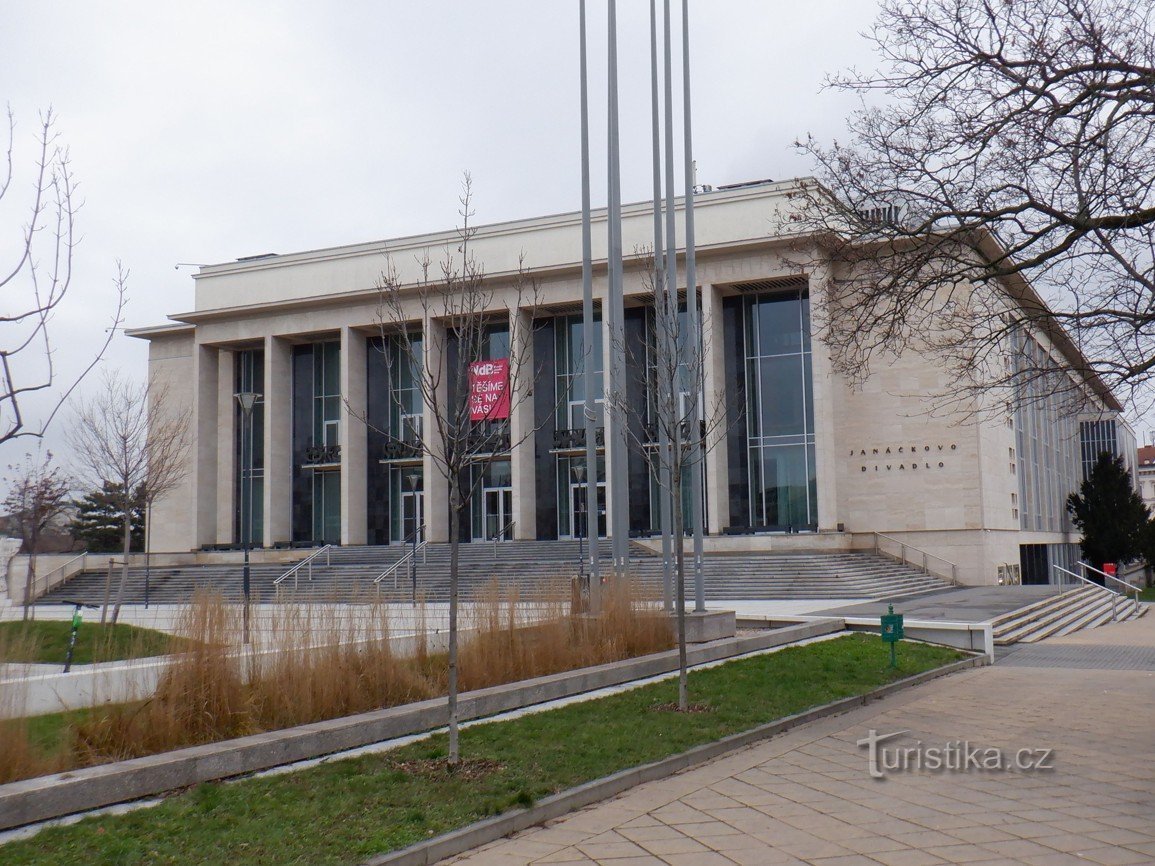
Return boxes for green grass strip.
[0,634,965,866]
[0,621,181,666]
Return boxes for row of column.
[189,279,840,550]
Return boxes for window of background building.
[742,289,817,528]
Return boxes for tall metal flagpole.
[650,0,673,613]
[579,0,600,611]
[662,0,680,593]
[606,0,629,577]
[682,0,706,612]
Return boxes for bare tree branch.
[787,0,1155,416]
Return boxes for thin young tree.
[2,448,71,619]
[1,107,127,445]
[789,0,1155,414]
[370,174,543,766]
[608,275,735,711]
[67,371,190,624]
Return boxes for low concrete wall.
[0,619,844,831]
[0,628,453,720]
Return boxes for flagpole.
[681,0,706,612]
[579,0,600,611]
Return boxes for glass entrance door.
[401,489,424,543]
[569,482,606,539]
[484,487,513,540]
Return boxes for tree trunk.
[447,482,461,767]
[21,550,36,622]
[111,512,131,625]
[672,468,688,711]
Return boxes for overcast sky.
[2,0,893,472]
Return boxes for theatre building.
[130,179,1132,586]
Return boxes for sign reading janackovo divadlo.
[468,358,510,421]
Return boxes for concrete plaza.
[448,613,1155,866]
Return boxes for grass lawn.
[0,634,967,866]
[0,621,180,666]
[1140,586,1155,603]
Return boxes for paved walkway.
[447,615,1155,865]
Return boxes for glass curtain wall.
[1013,332,1080,533]
[743,290,817,529]
[235,349,265,546]
[643,304,703,534]
[555,314,604,432]
[385,333,424,543]
[312,341,341,543]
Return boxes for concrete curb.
[0,619,843,831]
[365,654,988,866]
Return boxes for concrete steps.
[992,586,1146,645]
[34,543,953,607]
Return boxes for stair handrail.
[373,525,428,599]
[1055,563,1137,622]
[31,551,89,601]
[871,532,959,584]
[1077,562,1141,617]
[273,544,332,592]
[1053,563,1099,595]
[493,519,515,560]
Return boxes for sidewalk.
[448,616,1155,865]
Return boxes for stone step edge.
[0,619,844,831]
[364,653,988,866]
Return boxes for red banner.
[468,358,510,421]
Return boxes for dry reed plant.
[245,596,437,729]
[0,627,65,783]
[457,579,673,692]
[4,576,672,783]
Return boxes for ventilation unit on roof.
[857,204,902,227]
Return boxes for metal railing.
[25,552,89,603]
[273,545,332,592]
[1079,561,1141,620]
[1053,563,1141,622]
[871,532,959,584]
[493,519,515,559]
[374,525,427,600]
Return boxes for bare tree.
[369,174,543,766]
[2,448,71,619]
[607,273,736,711]
[1,108,127,445]
[789,0,1155,414]
[67,371,190,624]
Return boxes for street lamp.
[235,391,259,645]
[572,463,587,596]
[404,469,421,605]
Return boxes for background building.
[130,179,1130,586]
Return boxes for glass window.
[742,289,817,528]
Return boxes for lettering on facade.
[850,443,956,473]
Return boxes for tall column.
[510,307,536,540]
[423,316,450,543]
[341,326,368,545]
[701,283,729,534]
[263,336,292,547]
[193,344,220,549]
[809,256,841,531]
[215,350,236,544]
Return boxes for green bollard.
[880,604,904,669]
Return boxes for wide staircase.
[34,541,953,607]
[993,583,1146,645]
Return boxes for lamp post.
[235,391,259,645]
[404,469,421,605]
[572,463,587,599]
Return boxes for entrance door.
[484,487,513,540]
[569,482,606,539]
[401,488,424,543]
